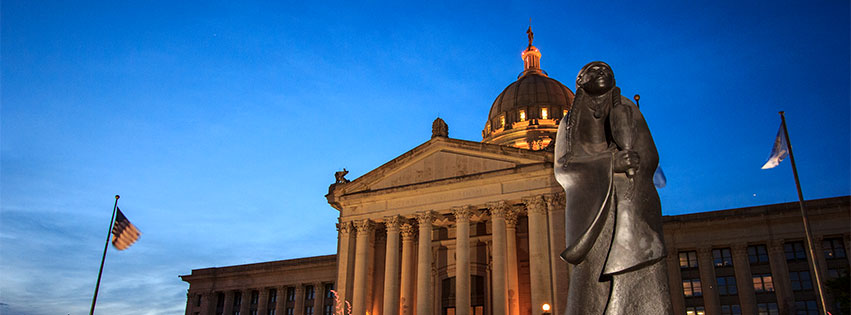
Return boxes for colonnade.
[196,282,328,315]
[336,194,561,315]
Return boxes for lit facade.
[181,31,851,315]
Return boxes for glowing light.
[500,115,506,128]
[542,304,551,312]
[541,108,548,120]
[563,109,568,117]
[519,110,526,121]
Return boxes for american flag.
[111,208,141,250]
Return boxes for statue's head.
[576,61,615,96]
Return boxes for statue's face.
[579,63,614,96]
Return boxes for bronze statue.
[554,61,672,314]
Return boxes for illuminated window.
[823,238,847,259]
[713,248,733,267]
[563,109,568,117]
[541,108,548,119]
[717,276,737,295]
[748,245,769,264]
[682,278,702,297]
[720,304,741,315]
[500,115,505,128]
[685,306,705,315]
[519,110,526,121]
[785,241,807,261]
[789,270,813,291]
[752,274,774,292]
[679,251,698,268]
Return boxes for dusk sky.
[2,0,849,314]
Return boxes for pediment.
[340,137,550,194]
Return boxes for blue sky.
[1,0,848,314]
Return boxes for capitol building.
[180,30,850,315]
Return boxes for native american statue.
[554,61,672,314]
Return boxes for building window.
[519,110,526,121]
[752,274,775,293]
[251,291,259,305]
[305,285,315,301]
[717,276,738,295]
[267,311,275,315]
[196,294,202,307]
[685,306,705,315]
[250,311,257,315]
[720,304,741,315]
[234,311,240,315]
[828,268,848,279]
[823,238,847,259]
[794,300,818,315]
[286,308,294,315]
[748,245,770,264]
[713,248,734,267]
[286,287,295,302]
[789,271,813,291]
[324,305,334,315]
[499,115,505,128]
[269,289,277,303]
[785,241,807,261]
[682,278,702,297]
[305,306,314,315]
[541,108,548,119]
[756,303,779,315]
[325,283,334,299]
[234,292,242,308]
[680,251,698,269]
[563,109,568,117]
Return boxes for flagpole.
[90,195,120,315]
[779,111,829,315]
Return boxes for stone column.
[666,248,686,315]
[732,244,757,315]
[295,285,305,315]
[223,291,234,315]
[696,247,720,315]
[258,288,270,315]
[453,207,473,315]
[416,211,437,315]
[352,219,375,315]
[198,291,216,315]
[524,196,553,314]
[545,193,567,315]
[314,282,325,315]
[383,216,403,315]
[400,223,417,315]
[240,289,251,315]
[767,240,793,313]
[489,201,509,315]
[276,287,286,315]
[336,221,355,306]
[504,207,520,315]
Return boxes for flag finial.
[115,195,120,199]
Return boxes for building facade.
[181,31,851,315]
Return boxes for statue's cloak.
[555,92,666,275]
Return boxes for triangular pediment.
[339,137,550,195]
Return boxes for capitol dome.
[482,27,574,150]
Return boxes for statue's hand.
[614,150,640,175]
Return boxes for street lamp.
[542,303,551,315]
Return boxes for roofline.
[180,254,337,280]
[663,195,850,223]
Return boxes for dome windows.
[499,115,506,128]
[519,110,526,121]
[541,108,549,120]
